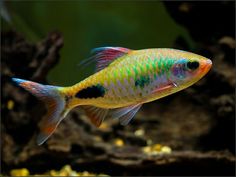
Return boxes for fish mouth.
[206,59,212,66]
[201,59,212,74]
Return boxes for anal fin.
[81,106,108,127]
[81,104,142,127]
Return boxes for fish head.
[170,52,212,88]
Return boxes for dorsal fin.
[92,47,131,71]
[79,47,131,72]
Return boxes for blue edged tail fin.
[12,78,69,145]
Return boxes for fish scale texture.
[71,49,179,108]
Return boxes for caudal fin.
[12,78,69,145]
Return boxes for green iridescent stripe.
[158,58,163,75]
[133,66,139,78]
[152,57,157,71]
[128,67,132,79]
[145,59,150,71]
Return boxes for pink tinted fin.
[110,104,142,125]
[81,106,108,127]
[152,82,178,94]
[12,78,68,145]
[79,47,131,72]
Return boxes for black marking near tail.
[75,84,106,99]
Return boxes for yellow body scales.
[12,47,212,145]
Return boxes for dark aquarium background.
[1,1,235,176]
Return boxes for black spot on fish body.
[135,75,150,88]
[76,84,106,99]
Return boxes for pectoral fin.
[152,82,178,94]
[110,104,142,125]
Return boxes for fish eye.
[186,61,199,70]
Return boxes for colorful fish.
[12,47,212,145]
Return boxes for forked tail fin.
[12,78,70,145]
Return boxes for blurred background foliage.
[2,1,193,85]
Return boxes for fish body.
[67,48,211,108]
[12,47,212,145]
